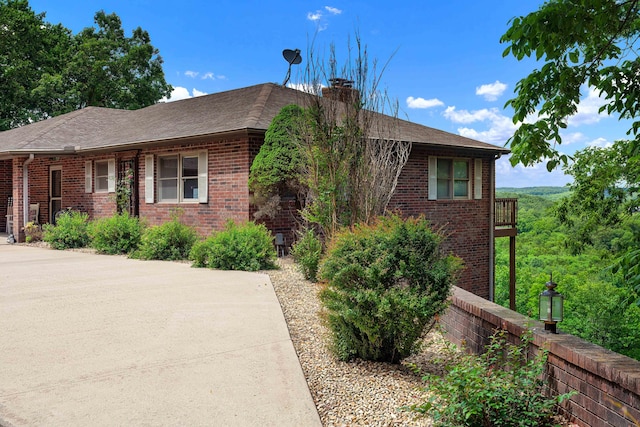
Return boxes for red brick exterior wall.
[440,287,640,427]
[24,155,118,227]
[0,160,11,233]
[389,145,495,298]
[138,136,253,237]
[9,137,497,301]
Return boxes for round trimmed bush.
[319,215,460,363]
[189,220,277,271]
[89,212,144,254]
[133,218,198,261]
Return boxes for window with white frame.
[91,159,115,193]
[155,152,207,203]
[428,157,482,200]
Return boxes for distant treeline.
[497,186,571,197]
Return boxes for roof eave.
[73,128,266,154]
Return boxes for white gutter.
[22,154,34,226]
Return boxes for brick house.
[0,82,509,298]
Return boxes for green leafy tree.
[553,142,640,295]
[0,0,71,130]
[501,0,640,168]
[249,104,305,219]
[494,190,640,361]
[502,0,640,295]
[556,141,640,247]
[0,1,171,130]
[37,10,172,114]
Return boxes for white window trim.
[94,159,116,193]
[145,154,154,203]
[156,151,208,204]
[84,161,92,193]
[474,158,483,200]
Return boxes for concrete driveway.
[0,243,320,426]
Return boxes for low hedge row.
[42,211,276,271]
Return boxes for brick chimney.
[321,78,360,103]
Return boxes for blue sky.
[29,0,632,187]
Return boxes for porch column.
[11,157,26,242]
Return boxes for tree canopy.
[501,0,640,169]
[0,0,171,131]
[502,0,640,296]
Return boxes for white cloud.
[307,6,341,31]
[567,86,609,126]
[307,11,322,21]
[162,86,190,102]
[406,96,444,109]
[561,132,585,145]
[495,156,573,188]
[443,106,517,145]
[201,72,215,80]
[287,82,324,94]
[161,86,207,102]
[185,70,199,78]
[444,106,501,124]
[475,80,507,101]
[587,137,612,148]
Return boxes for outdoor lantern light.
[539,274,564,334]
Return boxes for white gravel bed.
[267,257,444,427]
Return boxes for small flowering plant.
[22,221,43,243]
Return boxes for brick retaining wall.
[440,286,640,426]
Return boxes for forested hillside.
[495,188,640,360]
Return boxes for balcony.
[495,198,517,237]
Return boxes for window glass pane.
[51,199,62,224]
[97,177,109,191]
[159,179,178,200]
[96,162,109,177]
[182,156,198,178]
[183,178,198,199]
[95,161,109,191]
[437,159,451,179]
[454,160,468,179]
[454,180,468,197]
[51,170,62,198]
[437,179,451,199]
[159,156,178,178]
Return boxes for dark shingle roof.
[0,83,509,156]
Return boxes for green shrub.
[43,211,90,250]
[319,215,460,363]
[190,220,276,271]
[411,330,575,427]
[291,228,323,281]
[89,212,144,255]
[133,218,198,261]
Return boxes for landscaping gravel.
[267,257,443,427]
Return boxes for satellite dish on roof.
[283,49,302,65]
[282,48,302,86]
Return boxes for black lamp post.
[539,274,564,334]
